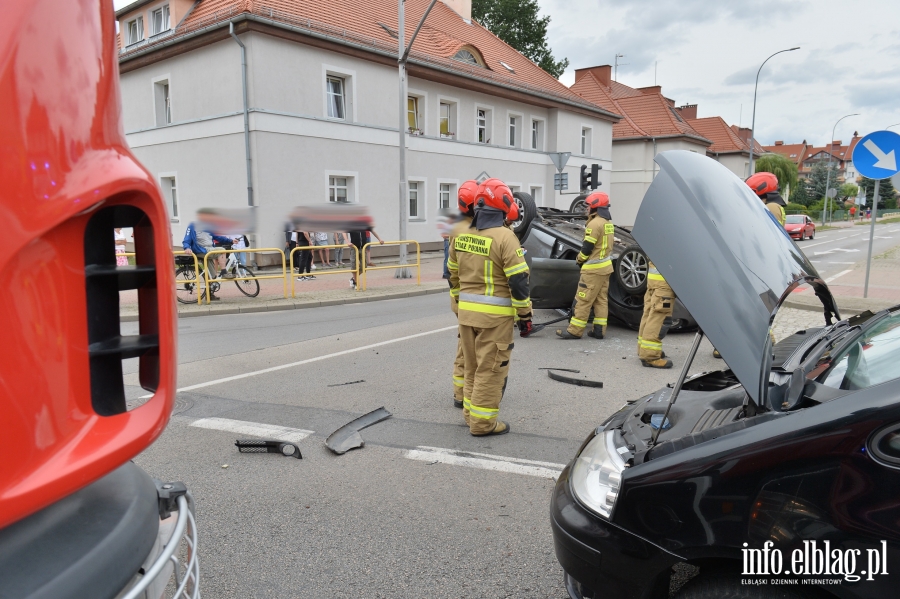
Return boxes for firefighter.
[557,191,614,340]
[637,261,674,368]
[448,178,531,436]
[449,180,479,409]
[747,171,786,226]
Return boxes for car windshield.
[785,215,805,224]
[821,311,900,390]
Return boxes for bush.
[785,203,807,214]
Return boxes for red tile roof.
[570,71,708,143]
[762,142,807,165]
[119,0,616,118]
[685,117,753,154]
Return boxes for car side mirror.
[783,367,806,409]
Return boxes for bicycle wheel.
[234,265,260,297]
[175,266,207,304]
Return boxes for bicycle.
[175,245,260,304]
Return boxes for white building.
[115,0,620,249]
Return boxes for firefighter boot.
[586,327,604,339]
[556,329,582,339]
[641,358,673,369]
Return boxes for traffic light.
[580,164,602,190]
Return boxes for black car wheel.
[616,244,649,296]
[511,191,537,240]
[569,195,587,214]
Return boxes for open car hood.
[631,151,839,406]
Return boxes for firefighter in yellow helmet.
[556,191,615,340]
[448,180,479,409]
[448,178,532,436]
[637,261,674,369]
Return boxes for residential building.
[570,66,710,225]
[764,134,862,182]
[115,0,620,249]
[676,105,765,179]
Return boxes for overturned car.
[515,199,696,331]
[551,151,900,599]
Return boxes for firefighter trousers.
[637,282,674,360]
[459,319,514,435]
[451,297,465,403]
[567,270,611,337]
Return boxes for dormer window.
[150,5,170,36]
[452,46,485,67]
[126,17,144,46]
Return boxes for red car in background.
[784,214,816,240]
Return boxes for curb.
[783,295,898,316]
[121,285,448,322]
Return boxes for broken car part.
[325,407,392,455]
[235,439,302,459]
[546,369,603,388]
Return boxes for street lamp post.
[822,113,859,226]
[747,47,800,176]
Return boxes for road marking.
[405,446,565,480]
[803,237,847,249]
[190,417,313,443]
[142,325,459,397]
[825,270,853,283]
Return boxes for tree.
[472,0,569,78]
[754,154,798,196]
[808,162,841,199]
[839,182,859,200]
[859,176,898,209]
[789,179,811,206]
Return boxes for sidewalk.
[122,250,450,321]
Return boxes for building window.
[531,119,543,150]
[581,127,592,155]
[407,96,419,131]
[154,79,171,125]
[160,176,178,218]
[530,186,543,206]
[126,17,143,45]
[476,108,491,144]
[326,76,345,120]
[439,101,457,138]
[150,5,170,36]
[329,176,349,203]
[408,181,422,219]
[509,116,517,147]
[439,183,452,209]
[453,46,484,67]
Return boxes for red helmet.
[585,191,610,210]
[475,178,516,218]
[746,172,779,197]
[458,180,479,214]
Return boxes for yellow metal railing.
[359,240,420,291]
[289,244,360,297]
[172,250,203,305]
[202,247,287,304]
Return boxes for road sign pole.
[863,179,879,298]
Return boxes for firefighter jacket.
[448,225,531,328]
[577,214,615,275]
[647,260,668,286]
[448,215,473,310]
[766,201,786,226]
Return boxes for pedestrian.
[314,232,330,267]
[867,207,872,220]
[448,180,479,409]
[448,178,531,436]
[365,229,384,268]
[333,232,347,267]
[115,228,128,266]
[348,227,383,289]
[637,261,674,368]
[296,230,314,280]
[556,191,614,340]
[233,233,249,266]
[850,205,856,221]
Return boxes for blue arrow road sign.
[853,130,900,179]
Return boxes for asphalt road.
[797,222,900,280]
[126,294,728,598]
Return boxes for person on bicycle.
[182,222,234,301]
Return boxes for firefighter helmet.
[746,172,779,197]
[457,180,479,214]
[475,178,517,219]
[584,191,610,210]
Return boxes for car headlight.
[570,431,626,519]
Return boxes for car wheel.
[616,244,649,296]
[511,191,537,240]
[799,231,805,241]
[809,229,814,239]
[675,574,807,599]
[569,195,588,214]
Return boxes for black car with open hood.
[550,151,900,599]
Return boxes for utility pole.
[396,0,437,278]
[822,114,859,226]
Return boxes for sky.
[541,0,900,148]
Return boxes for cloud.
[845,81,900,109]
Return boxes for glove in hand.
[517,319,533,337]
